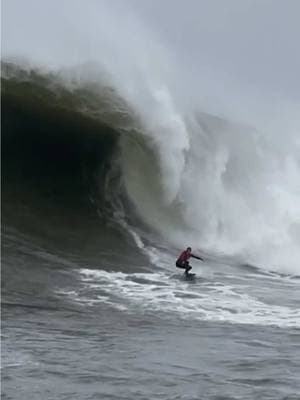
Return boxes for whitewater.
[2,1,300,399]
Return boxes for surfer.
[176,247,203,275]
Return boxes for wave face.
[120,102,300,275]
[3,1,299,275]
[2,61,300,275]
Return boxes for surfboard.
[170,273,197,282]
[184,273,196,280]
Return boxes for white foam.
[55,288,128,311]
[57,268,300,329]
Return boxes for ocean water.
[2,228,300,400]
[2,2,300,398]
[2,62,300,400]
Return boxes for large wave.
[2,61,300,275]
[2,1,300,274]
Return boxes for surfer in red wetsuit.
[176,247,203,275]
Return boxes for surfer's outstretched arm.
[191,254,204,261]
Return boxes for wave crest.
[2,61,300,274]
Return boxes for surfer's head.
[187,247,192,253]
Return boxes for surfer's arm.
[191,254,204,261]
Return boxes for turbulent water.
[2,60,300,400]
[3,0,300,385]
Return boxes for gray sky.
[2,0,300,103]
[127,0,300,101]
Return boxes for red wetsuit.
[176,250,203,273]
[177,250,192,264]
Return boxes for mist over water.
[2,0,300,274]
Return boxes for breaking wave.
[2,61,300,275]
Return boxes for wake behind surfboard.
[171,273,197,282]
[184,273,196,281]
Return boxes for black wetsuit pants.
[176,261,192,274]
